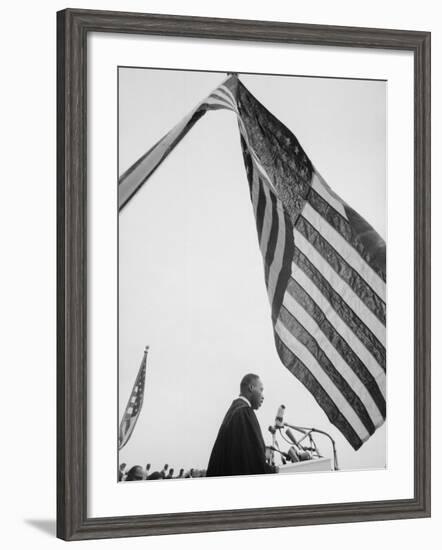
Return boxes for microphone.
[285,428,298,445]
[275,405,286,428]
[297,450,312,461]
[287,447,299,463]
[285,431,312,461]
[269,446,290,461]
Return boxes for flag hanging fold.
[119,76,386,450]
[118,346,149,451]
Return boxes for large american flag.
[118,346,149,450]
[119,76,386,450]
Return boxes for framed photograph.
[57,8,431,541]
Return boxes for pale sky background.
[118,68,386,477]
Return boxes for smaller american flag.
[118,346,149,450]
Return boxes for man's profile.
[206,373,277,477]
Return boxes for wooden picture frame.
[57,8,431,541]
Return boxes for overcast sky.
[118,67,386,477]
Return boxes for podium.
[278,457,332,474]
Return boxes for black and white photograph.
[117,68,386,483]
[1,0,436,546]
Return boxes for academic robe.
[206,398,276,477]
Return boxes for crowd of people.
[119,462,207,482]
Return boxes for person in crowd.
[166,468,174,479]
[206,373,278,477]
[118,462,127,481]
[160,464,169,479]
[177,468,184,478]
[147,471,162,480]
[125,465,146,481]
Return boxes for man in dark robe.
[206,374,277,477]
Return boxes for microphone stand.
[268,426,283,466]
[284,423,339,471]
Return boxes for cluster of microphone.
[268,405,313,464]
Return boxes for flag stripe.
[210,88,236,105]
[218,84,238,106]
[210,90,238,110]
[292,267,386,388]
[255,178,267,242]
[282,289,385,425]
[296,215,386,323]
[294,228,386,346]
[311,171,348,220]
[263,187,280,286]
[259,179,274,260]
[119,419,136,449]
[293,247,386,370]
[274,324,365,449]
[240,135,254,199]
[250,163,261,215]
[204,94,236,112]
[268,203,294,322]
[272,210,294,319]
[307,188,386,283]
[287,277,386,408]
[278,305,376,436]
[202,98,235,112]
[303,202,386,301]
